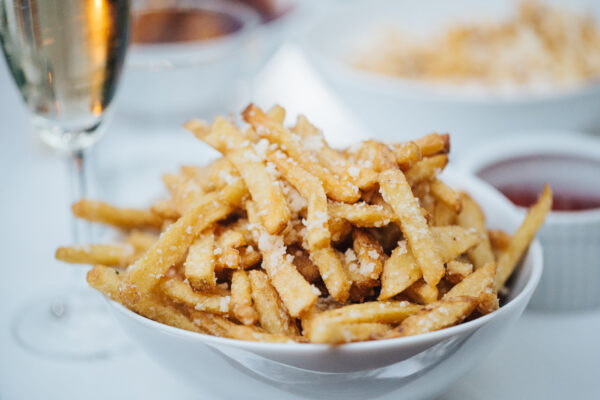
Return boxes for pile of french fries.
[356,0,600,89]
[56,104,552,344]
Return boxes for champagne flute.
[1,0,130,358]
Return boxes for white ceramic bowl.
[105,169,543,400]
[299,0,600,149]
[459,132,600,310]
[117,0,311,122]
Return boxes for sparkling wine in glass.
[0,0,130,358]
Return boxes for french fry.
[216,229,246,249]
[404,154,448,186]
[433,200,457,226]
[87,265,202,333]
[309,323,391,344]
[290,247,321,283]
[269,150,329,249]
[248,270,299,336]
[184,230,216,290]
[160,278,231,315]
[230,270,258,325]
[190,311,296,343]
[162,173,206,214]
[293,115,378,190]
[328,201,394,228]
[446,260,474,284]
[379,226,481,299]
[389,141,422,169]
[457,193,495,269]
[55,244,134,267]
[310,247,351,303]
[72,199,163,230]
[125,230,158,254]
[151,199,180,220]
[246,201,319,317]
[445,262,498,314]
[414,133,450,156]
[404,280,439,304]
[445,262,496,299]
[388,296,477,337]
[243,104,360,203]
[351,229,385,286]
[307,300,421,342]
[353,140,398,172]
[379,169,445,285]
[121,180,247,304]
[430,179,462,213]
[495,185,552,290]
[489,229,512,252]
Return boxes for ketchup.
[131,9,243,45]
[498,184,600,211]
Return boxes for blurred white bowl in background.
[459,132,600,310]
[299,0,600,150]
[104,169,542,400]
[117,0,311,124]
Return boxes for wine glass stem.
[69,149,91,244]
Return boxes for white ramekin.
[459,132,600,311]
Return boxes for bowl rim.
[105,169,544,353]
[127,0,261,67]
[300,3,600,104]
[458,130,600,221]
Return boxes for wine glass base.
[12,287,130,360]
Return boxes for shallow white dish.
[299,0,600,149]
[104,169,543,400]
[117,0,311,122]
[459,132,600,310]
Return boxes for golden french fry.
[87,265,202,333]
[121,180,247,304]
[184,230,216,290]
[230,270,258,325]
[445,262,496,300]
[414,133,450,157]
[190,311,296,343]
[379,169,445,286]
[404,280,439,304]
[457,193,495,269]
[310,246,351,303]
[351,229,385,286]
[216,229,246,249]
[430,179,462,213]
[290,247,321,283]
[328,217,353,244]
[389,141,422,169]
[55,244,134,267]
[489,229,512,251]
[163,173,206,214]
[151,199,181,220]
[353,139,398,172]
[293,115,378,190]
[446,260,474,284]
[328,201,394,228]
[379,226,481,300]
[389,296,477,337]
[495,185,552,290]
[72,199,163,230]
[404,154,448,186]
[309,323,391,344]
[269,150,330,249]
[246,201,319,317]
[248,270,299,336]
[307,300,421,342]
[445,262,497,315]
[243,104,360,203]
[433,200,457,226]
[160,278,231,315]
[125,230,158,254]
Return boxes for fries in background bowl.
[56,104,550,350]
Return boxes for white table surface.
[1,45,599,400]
